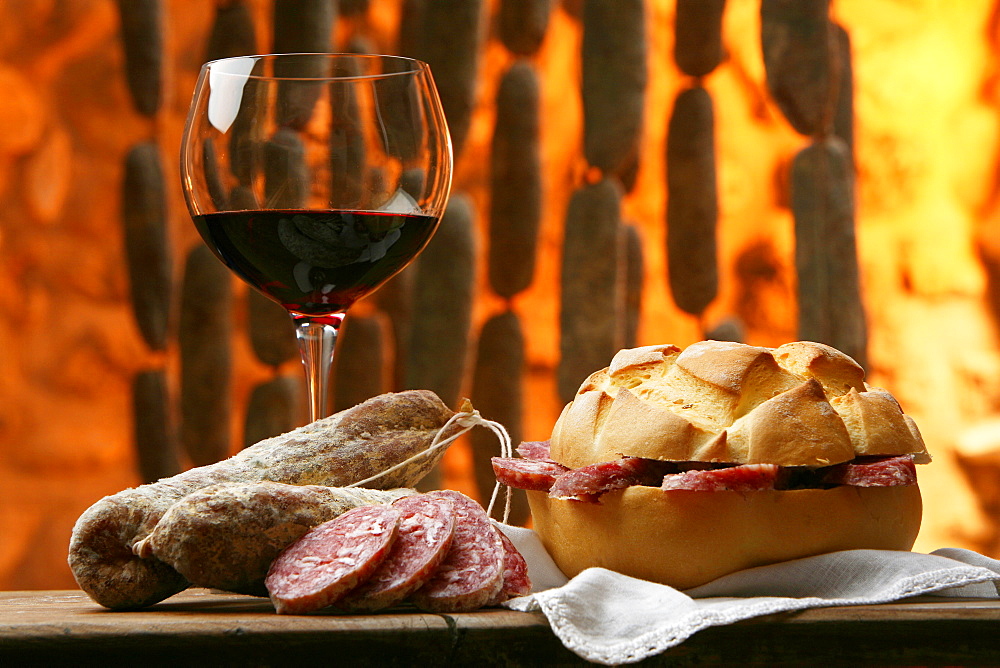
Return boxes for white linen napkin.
[493,524,1000,666]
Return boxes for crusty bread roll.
[528,485,923,589]
[550,340,929,469]
[530,340,927,590]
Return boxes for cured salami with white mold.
[68,390,460,610]
[137,483,413,596]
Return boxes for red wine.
[193,209,439,316]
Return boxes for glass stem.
[292,314,345,422]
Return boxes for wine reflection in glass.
[181,53,453,422]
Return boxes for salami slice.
[515,440,552,460]
[410,491,504,612]
[822,455,916,487]
[265,505,401,614]
[338,494,456,611]
[549,457,671,502]
[661,463,780,492]
[490,527,531,604]
[492,457,569,492]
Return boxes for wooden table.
[3,589,1000,666]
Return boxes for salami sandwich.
[493,340,930,590]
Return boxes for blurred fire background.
[3,0,1000,590]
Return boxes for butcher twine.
[347,404,516,523]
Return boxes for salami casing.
[410,491,504,612]
[266,504,402,614]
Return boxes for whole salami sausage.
[471,311,529,523]
[69,390,460,610]
[760,0,838,137]
[333,313,388,413]
[138,483,412,596]
[405,195,478,412]
[410,490,505,612]
[498,0,553,56]
[666,85,718,316]
[247,287,298,368]
[582,0,647,177]
[411,0,484,156]
[204,1,257,63]
[242,375,302,450]
[559,179,625,403]
[266,504,402,614]
[673,0,726,78]
[115,0,162,116]
[489,61,543,299]
[179,244,233,467]
[122,142,171,351]
[272,0,336,129]
[339,494,456,611]
[132,369,181,484]
[791,137,867,367]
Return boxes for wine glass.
[181,53,453,422]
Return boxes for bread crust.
[551,341,929,468]
[527,484,923,590]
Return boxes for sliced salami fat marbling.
[822,455,917,488]
[661,464,781,492]
[410,490,505,612]
[491,527,532,604]
[516,440,552,461]
[491,457,569,492]
[265,505,401,614]
[338,494,456,612]
[548,457,672,502]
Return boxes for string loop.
[347,406,515,524]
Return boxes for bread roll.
[531,340,928,589]
[550,341,928,469]
[528,484,922,590]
